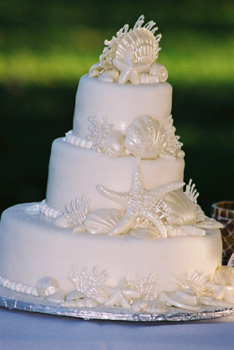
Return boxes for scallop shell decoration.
[54,196,91,229]
[84,208,125,234]
[165,190,203,226]
[125,116,165,159]
[89,15,167,85]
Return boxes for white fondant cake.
[1,16,233,313]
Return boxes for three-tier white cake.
[1,16,232,313]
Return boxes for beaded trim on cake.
[65,131,94,149]
[1,256,234,311]
[0,276,38,296]
[40,200,61,219]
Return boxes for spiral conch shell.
[125,116,165,159]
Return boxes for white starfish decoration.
[113,50,150,85]
[97,157,184,237]
[104,278,140,309]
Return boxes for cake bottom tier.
[0,203,222,295]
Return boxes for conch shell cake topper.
[89,15,168,85]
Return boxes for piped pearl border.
[40,200,61,219]
[0,276,38,296]
[65,131,93,149]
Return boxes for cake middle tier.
[46,138,185,212]
[73,75,173,138]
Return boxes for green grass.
[0,0,234,86]
[0,24,234,86]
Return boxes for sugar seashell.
[132,299,149,312]
[84,297,100,308]
[196,217,223,230]
[84,208,125,234]
[62,297,99,308]
[149,63,168,82]
[104,130,125,157]
[139,74,158,84]
[55,197,91,228]
[146,299,169,313]
[199,296,230,307]
[168,225,206,237]
[115,27,159,67]
[214,266,234,286]
[99,70,119,83]
[36,277,60,297]
[130,227,160,240]
[160,288,201,310]
[66,290,86,301]
[72,224,86,234]
[89,63,101,78]
[47,290,65,303]
[54,213,68,227]
[165,191,199,226]
[125,116,165,159]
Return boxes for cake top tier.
[89,15,168,85]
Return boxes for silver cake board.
[0,285,234,322]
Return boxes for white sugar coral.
[89,15,164,85]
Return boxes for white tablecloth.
[0,307,234,350]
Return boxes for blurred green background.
[0,0,234,215]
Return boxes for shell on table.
[125,115,165,159]
[84,208,125,234]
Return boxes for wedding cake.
[0,16,233,314]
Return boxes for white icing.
[73,75,172,139]
[0,204,222,295]
[0,16,227,313]
[46,138,184,213]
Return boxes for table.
[0,307,234,350]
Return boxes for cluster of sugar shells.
[89,15,168,85]
[54,158,222,238]
[66,115,184,159]
[28,254,234,311]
